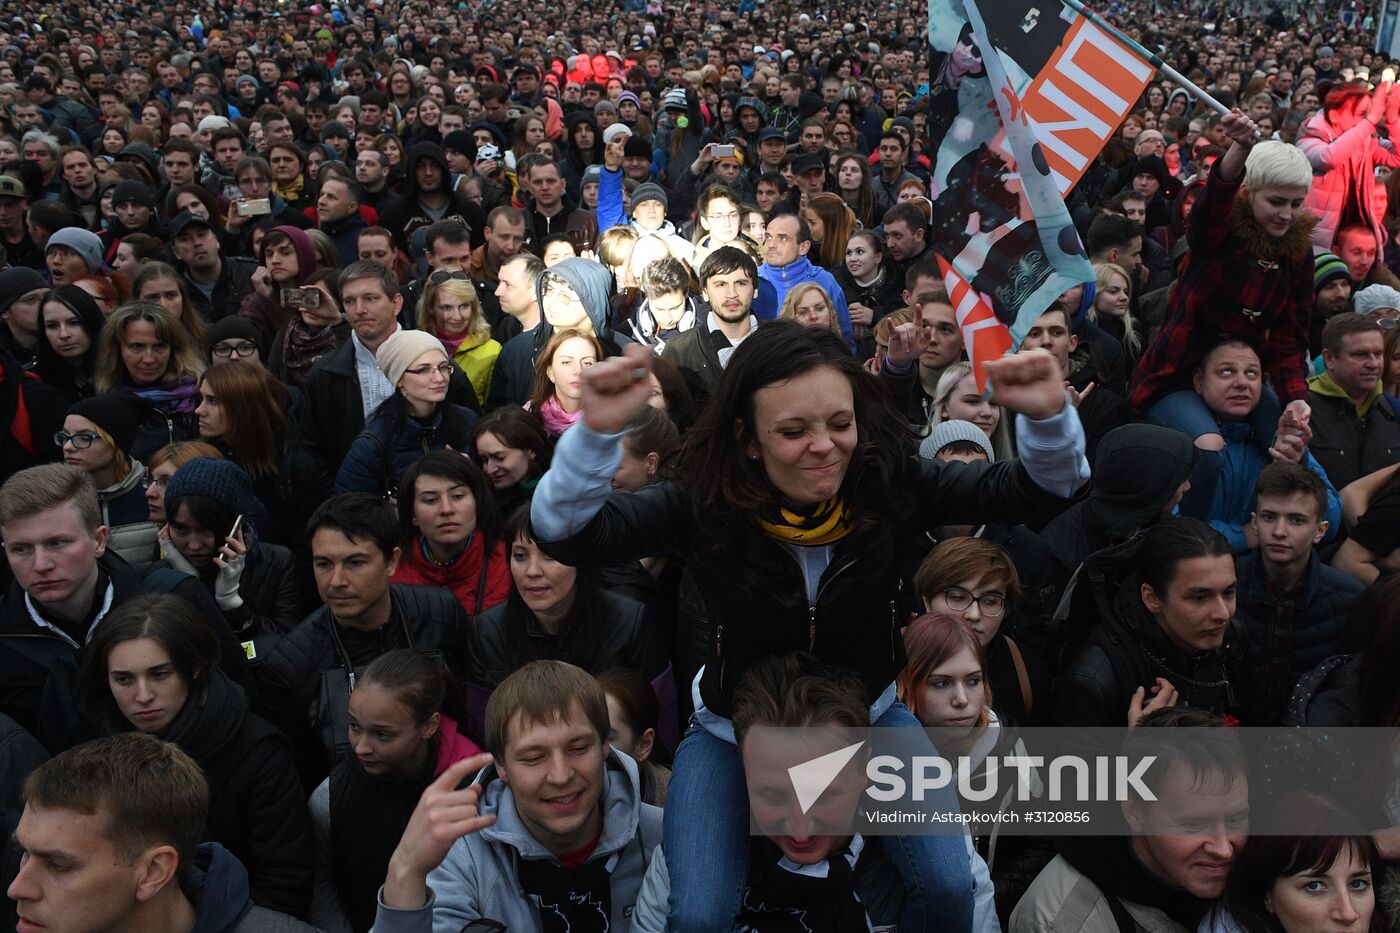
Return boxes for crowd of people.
[0,0,1398,929]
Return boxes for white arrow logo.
[787,742,866,814]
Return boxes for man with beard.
[1309,252,1353,360]
[662,247,761,399]
[381,143,488,258]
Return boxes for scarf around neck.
[281,316,342,386]
[124,375,200,414]
[757,497,853,546]
[538,394,582,438]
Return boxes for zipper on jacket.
[808,604,817,651]
[715,623,725,690]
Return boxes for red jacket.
[1129,166,1314,411]
[391,532,511,619]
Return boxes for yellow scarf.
[756,498,854,546]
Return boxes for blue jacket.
[1205,420,1341,553]
[335,404,478,496]
[756,256,855,350]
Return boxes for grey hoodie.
[535,256,616,339]
[370,749,662,933]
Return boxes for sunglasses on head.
[428,270,473,285]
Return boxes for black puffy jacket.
[539,457,1075,718]
[253,583,469,785]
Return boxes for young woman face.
[747,364,856,505]
[411,473,479,550]
[942,372,1000,436]
[476,431,535,489]
[525,118,544,146]
[604,692,653,763]
[43,302,91,361]
[792,289,833,329]
[397,349,451,408]
[1095,271,1131,318]
[845,235,879,279]
[107,637,189,735]
[145,460,178,524]
[433,292,478,337]
[119,319,171,386]
[1268,843,1374,933]
[546,336,598,405]
[167,501,221,569]
[800,208,825,244]
[921,570,1008,646]
[837,158,863,192]
[918,645,985,730]
[611,444,659,492]
[194,379,229,439]
[347,683,436,777]
[509,533,578,618]
[137,276,184,320]
[58,414,115,476]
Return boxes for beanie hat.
[442,129,476,158]
[205,316,263,355]
[1314,251,1350,292]
[662,88,687,111]
[624,136,652,160]
[616,90,641,109]
[581,164,602,187]
[1130,155,1170,188]
[196,115,232,133]
[0,266,46,314]
[375,329,447,387]
[163,456,255,521]
[66,393,145,455]
[46,227,104,273]
[320,120,351,141]
[602,122,632,145]
[111,179,156,209]
[918,419,996,463]
[1353,284,1400,316]
[631,182,667,211]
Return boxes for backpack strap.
[471,544,492,619]
[1005,636,1033,715]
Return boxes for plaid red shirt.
[1129,167,1312,410]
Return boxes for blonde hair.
[1244,140,1313,192]
[95,302,206,393]
[927,362,1015,461]
[418,277,490,342]
[778,282,842,335]
[1091,261,1142,355]
[597,225,639,270]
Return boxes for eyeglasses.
[939,585,1006,617]
[54,431,101,449]
[143,476,171,490]
[428,270,473,285]
[404,361,455,378]
[212,341,259,358]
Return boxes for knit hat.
[196,115,232,133]
[66,393,145,455]
[631,182,668,211]
[236,73,259,89]
[1353,284,1400,316]
[442,129,476,158]
[205,316,263,355]
[616,90,641,109]
[602,122,632,145]
[918,420,996,463]
[662,88,687,111]
[163,456,255,520]
[581,165,602,187]
[46,227,103,273]
[375,329,448,387]
[111,179,156,209]
[320,120,351,141]
[1130,155,1170,188]
[0,267,46,314]
[1314,251,1350,292]
[624,136,652,160]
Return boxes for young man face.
[496,702,608,854]
[1124,763,1248,900]
[1315,277,1352,317]
[1141,554,1236,654]
[1252,491,1327,569]
[310,527,400,630]
[60,151,95,191]
[485,217,526,262]
[1336,228,1378,284]
[741,727,863,865]
[9,800,176,933]
[428,236,473,271]
[883,220,924,262]
[1021,309,1078,375]
[1,503,106,617]
[918,300,962,370]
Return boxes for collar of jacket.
[762,254,815,283]
[1242,547,1320,604]
[1308,369,1382,417]
[1229,189,1318,263]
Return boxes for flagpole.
[1058,0,1234,118]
